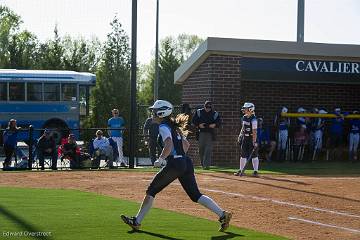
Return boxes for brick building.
[174,37,360,167]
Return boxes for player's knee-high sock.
[252,157,259,171]
[136,195,154,223]
[240,157,247,171]
[197,195,224,217]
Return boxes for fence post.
[28,125,34,170]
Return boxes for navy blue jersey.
[311,118,325,131]
[278,117,290,130]
[349,119,360,134]
[158,122,185,158]
[241,115,257,138]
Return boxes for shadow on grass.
[0,204,53,240]
[211,231,244,239]
[128,229,184,240]
[200,173,360,204]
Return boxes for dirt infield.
[0,170,359,240]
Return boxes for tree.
[62,36,102,72]
[36,25,65,70]
[8,30,38,69]
[172,34,204,62]
[89,16,131,127]
[0,5,22,67]
[137,34,204,105]
[137,63,154,105]
[158,38,181,104]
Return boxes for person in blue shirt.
[121,100,232,232]
[328,108,344,161]
[2,119,20,170]
[349,110,360,162]
[108,108,126,167]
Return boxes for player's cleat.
[252,171,259,177]
[120,162,128,167]
[234,170,245,176]
[218,211,232,232]
[121,215,141,230]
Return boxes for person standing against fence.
[349,110,360,162]
[328,108,345,161]
[2,119,20,170]
[191,100,221,170]
[121,100,232,232]
[310,109,327,161]
[108,108,126,167]
[234,102,259,177]
[143,114,160,165]
[274,107,290,162]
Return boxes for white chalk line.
[199,187,360,219]
[288,216,360,234]
[274,177,359,180]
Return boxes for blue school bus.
[0,69,96,143]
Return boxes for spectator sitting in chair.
[91,130,115,169]
[59,134,80,169]
[37,129,57,170]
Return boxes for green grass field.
[0,187,287,240]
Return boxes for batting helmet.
[149,100,173,118]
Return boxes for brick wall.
[181,54,360,167]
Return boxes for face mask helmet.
[149,100,173,118]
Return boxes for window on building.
[44,83,60,101]
[27,83,43,101]
[62,84,77,101]
[0,83,7,101]
[9,83,25,101]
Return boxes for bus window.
[62,83,77,101]
[44,83,60,101]
[9,83,25,101]
[0,83,6,101]
[27,83,43,101]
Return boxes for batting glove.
[154,157,166,168]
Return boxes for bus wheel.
[43,122,69,144]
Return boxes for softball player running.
[234,102,259,177]
[121,100,232,232]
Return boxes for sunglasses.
[205,105,212,109]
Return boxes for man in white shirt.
[92,130,114,168]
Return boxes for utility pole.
[297,0,305,43]
[154,0,160,100]
[129,0,137,169]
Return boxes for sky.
[1,0,360,64]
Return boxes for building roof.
[174,37,360,84]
